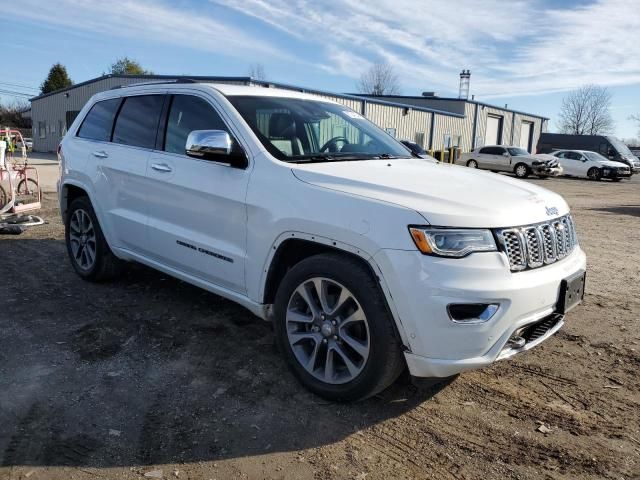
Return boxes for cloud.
[13,0,640,99]
[12,0,291,62]
[215,0,640,97]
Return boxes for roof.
[29,74,464,118]
[352,94,550,121]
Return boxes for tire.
[514,163,530,178]
[537,175,548,180]
[273,253,405,402]
[612,178,622,182]
[587,167,602,181]
[65,196,124,282]
[0,185,7,208]
[16,178,39,197]
[466,159,478,168]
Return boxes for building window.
[443,134,452,148]
[38,121,46,139]
[414,132,425,148]
[385,128,397,138]
[59,120,66,137]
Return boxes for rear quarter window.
[112,95,165,149]
[77,98,121,142]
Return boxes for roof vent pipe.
[459,70,471,100]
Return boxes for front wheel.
[587,167,602,181]
[514,163,530,178]
[466,159,478,168]
[273,253,405,402]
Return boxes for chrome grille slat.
[497,214,578,272]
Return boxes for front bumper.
[532,165,563,176]
[374,246,586,378]
[602,168,632,179]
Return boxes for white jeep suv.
[58,82,586,401]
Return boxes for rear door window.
[163,95,229,155]
[77,98,121,142]
[112,95,165,149]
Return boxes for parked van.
[537,133,640,173]
[58,81,586,401]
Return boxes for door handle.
[151,163,172,173]
[92,150,108,158]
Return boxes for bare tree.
[0,99,31,129]
[356,63,401,96]
[558,85,614,135]
[248,63,266,81]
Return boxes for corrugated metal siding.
[364,103,432,145]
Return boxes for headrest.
[269,113,296,138]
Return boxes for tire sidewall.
[514,163,529,178]
[273,255,400,401]
[65,197,109,280]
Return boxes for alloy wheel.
[69,209,97,270]
[516,165,527,177]
[286,277,370,384]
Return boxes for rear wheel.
[466,159,478,168]
[612,178,622,182]
[273,253,405,402]
[514,163,530,178]
[587,167,602,181]
[65,196,124,282]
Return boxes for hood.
[291,159,569,228]
[597,159,630,168]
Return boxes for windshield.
[507,147,529,156]
[227,96,412,162]
[583,151,609,162]
[607,136,634,156]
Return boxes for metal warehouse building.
[30,74,548,154]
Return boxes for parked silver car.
[457,145,562,178]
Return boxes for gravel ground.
[1,175,639,480]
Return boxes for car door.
[492,146,510,171]
[476,147,494,169]
[554,151,573,176]
[564,152,584,176]
[77,94,163,254]
[145,92,250,294]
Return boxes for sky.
[3,0,640,140]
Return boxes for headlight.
[408,227,497,257]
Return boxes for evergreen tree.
[40,63,73,94]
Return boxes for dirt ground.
[1,175,639,480]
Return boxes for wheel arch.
[260,233,409,347]
[60,181,91,223]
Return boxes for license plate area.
[556,271,586,314]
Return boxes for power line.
[0,89,33,99]
[0,81,39,92]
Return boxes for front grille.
[496,214,578,271]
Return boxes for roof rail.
[110,78,200,90]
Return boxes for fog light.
[447,303,499,323]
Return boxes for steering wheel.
[319,136,350,153]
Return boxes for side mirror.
[503,152,509,156]
[186,130,248,169]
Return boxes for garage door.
[519,121,533,152]
[485,115,502,146]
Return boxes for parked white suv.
[458,145,563,178]
[58,82,586,401]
